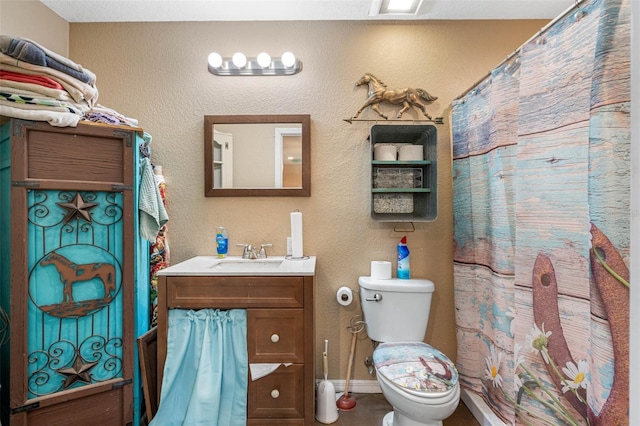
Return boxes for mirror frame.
[204,114,311,197]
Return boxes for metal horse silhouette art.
[40,252,116,305]
[352,73,437,120]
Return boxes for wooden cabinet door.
[8,120,136,425]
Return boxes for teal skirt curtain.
[151,309,248,426]
[452,0,630,424]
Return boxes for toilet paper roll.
[371,261,392,280]
[336,286,353,306]
[398,145,424,161]
[291,211,303,258]
[374,145,397,161]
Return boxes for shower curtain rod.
[454,0,587,101]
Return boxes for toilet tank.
[358,277,434,342]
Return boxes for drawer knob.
[271,389,280,399]
[270,334,280,343]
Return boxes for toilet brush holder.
[316,340,339,423]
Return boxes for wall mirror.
[204,114,311,197]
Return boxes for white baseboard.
[316,379,381,393]
[460,388,506,426]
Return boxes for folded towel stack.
[0,35,137,127]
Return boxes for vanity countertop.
[157,255,316,276]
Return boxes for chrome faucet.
[237,244,257,259]
[237,243,272,259]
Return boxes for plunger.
[336,327,357,410]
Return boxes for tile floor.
[314,393,480,426]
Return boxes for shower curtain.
[151,309,248,426]
[451,0,630,424]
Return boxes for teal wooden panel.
[0,121,150,423]
[27,190,125,398]
[0,122,10,315]
[133,133,150,426]
[0,122,11,419]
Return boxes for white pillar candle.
[290,211,303,258]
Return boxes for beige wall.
[70,19,544,383]
[0,0,68,56]
[3,8,546,382]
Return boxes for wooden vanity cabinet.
[156,274,315,425]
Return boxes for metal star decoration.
[58,355,97,389]
[56,193,98,224]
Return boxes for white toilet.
[359,276,460,426]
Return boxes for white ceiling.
[40,0,574,23]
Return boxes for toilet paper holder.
[336,286,354,306]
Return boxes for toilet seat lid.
[373,342,458,395]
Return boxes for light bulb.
[208,52,223,68]
[281,51,296,68]
[232,52,247,68]
[388,0,413,11]
[257,52,271,68]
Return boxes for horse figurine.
[40,251,116,304]
[352,73,437,120]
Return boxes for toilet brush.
[316,340,339,423]
[336,330,357,410]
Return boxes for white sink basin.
[210,258,284,272]
[157,255,316,276]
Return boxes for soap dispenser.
[216,226,228,258]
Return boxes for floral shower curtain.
[451,0,630,424]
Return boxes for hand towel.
[249,363,293,381]
[139,157,169,242]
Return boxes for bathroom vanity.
[156,256,316,425]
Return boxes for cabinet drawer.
[248,309,304,363]
[166,276,304,309]
[248,364,304,419]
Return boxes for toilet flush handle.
[365,293,382,302]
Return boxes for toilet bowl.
[358,277,460,426]
[374,342,459,426]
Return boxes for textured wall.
[0,0,68,56]
[63,19,545,383]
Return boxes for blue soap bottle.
[397,236,410,279]
[216,226,228,258]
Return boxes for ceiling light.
[207,52,302,76]
[370,0,423,15]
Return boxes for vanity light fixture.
[369,0,423,15]
[207,51,302,76]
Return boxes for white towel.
[0,103,80,127]
[249,363,293,381]
[139,157,169,241]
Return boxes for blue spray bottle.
[397,236,410,279]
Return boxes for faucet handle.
[236,243,253,259]
[257,244,273,259]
